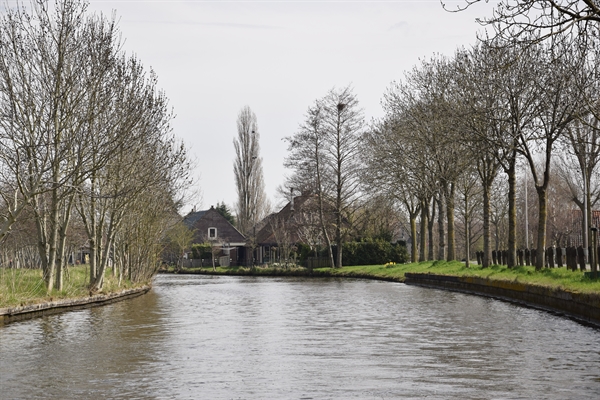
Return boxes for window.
[208,227,217,239]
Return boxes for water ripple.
[1,274,599,399]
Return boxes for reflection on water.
[1,274,599,399]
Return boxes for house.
[183,206,248,266]
[255,193,327,264]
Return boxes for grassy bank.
[167,264,311,277]
[322,261,600,294]
[0,266,143,309]
[171,261,600,294]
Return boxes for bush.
[339,240,407,266]
[295,243,313,264]
[191,243,212,259]
[389,243,408,264]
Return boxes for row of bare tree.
[0,1,190,291]
[368,33,600,270]
[283,3,600,271]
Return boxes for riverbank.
[4,261,600,325]
[169,261,600,325]
[0,266,151,324]
[170,260,600,293]
[0,285,151,324]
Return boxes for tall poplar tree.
[233,106,268,237]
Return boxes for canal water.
[1,274,599,399]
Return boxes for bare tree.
[284,102,335,268]
[0,0,192,292]
[447,0,600,42]
[0,0,127,290]
[321,86,365,268]
[490,176,510,251]
[454,44,505,267]
[556,137,600,244]
[233,106,268,237]
[545,161,582,246]
[364,119,432,263]
[295,206,324,259]
[455,166,483,267]
[285,86,364,269]
[163,221,194,271]
[556,35,600,253]
[351,195,402,242]
[117,183,186,283]
[75,52,188,292]
[469,41,540,268]
[382,55,471,262]
[269,215,294,267]
[207,237,225,271]
[519,38,582,269]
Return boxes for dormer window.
[208,227,217,239]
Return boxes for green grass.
[169,264,310,276]
[314,261,600,294]
[0,266,143,309]
[170,260,600,295]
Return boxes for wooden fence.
[306,257,331,269]
[475,247,599,271]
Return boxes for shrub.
[295,243,313,264]
[340,240,407,266]
[191,243,212,259]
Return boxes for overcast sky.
[86,0,497,214]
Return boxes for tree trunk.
[585,176,592,259]
[495,224,500,252]
[507,155,517,268]
[45,196,60,292]
[315,135,335,269]
[437,194,445,261]
[446,182,456,261]
[0,209,21,244]
[464,193,470,268]
[482,181,492,268]
[55,231,67,291]
[317,193,335,269]
[33,188,61,293]
[87,177,98,285]
[419,199,428,262]
[428,198,436,261]
[335,151,343,269]
[92,223,116,291]
[335,209,343,269]
[535,187,548,270]
[410,213,418,263]
[33,199,50,290]
[55,196,75,291]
